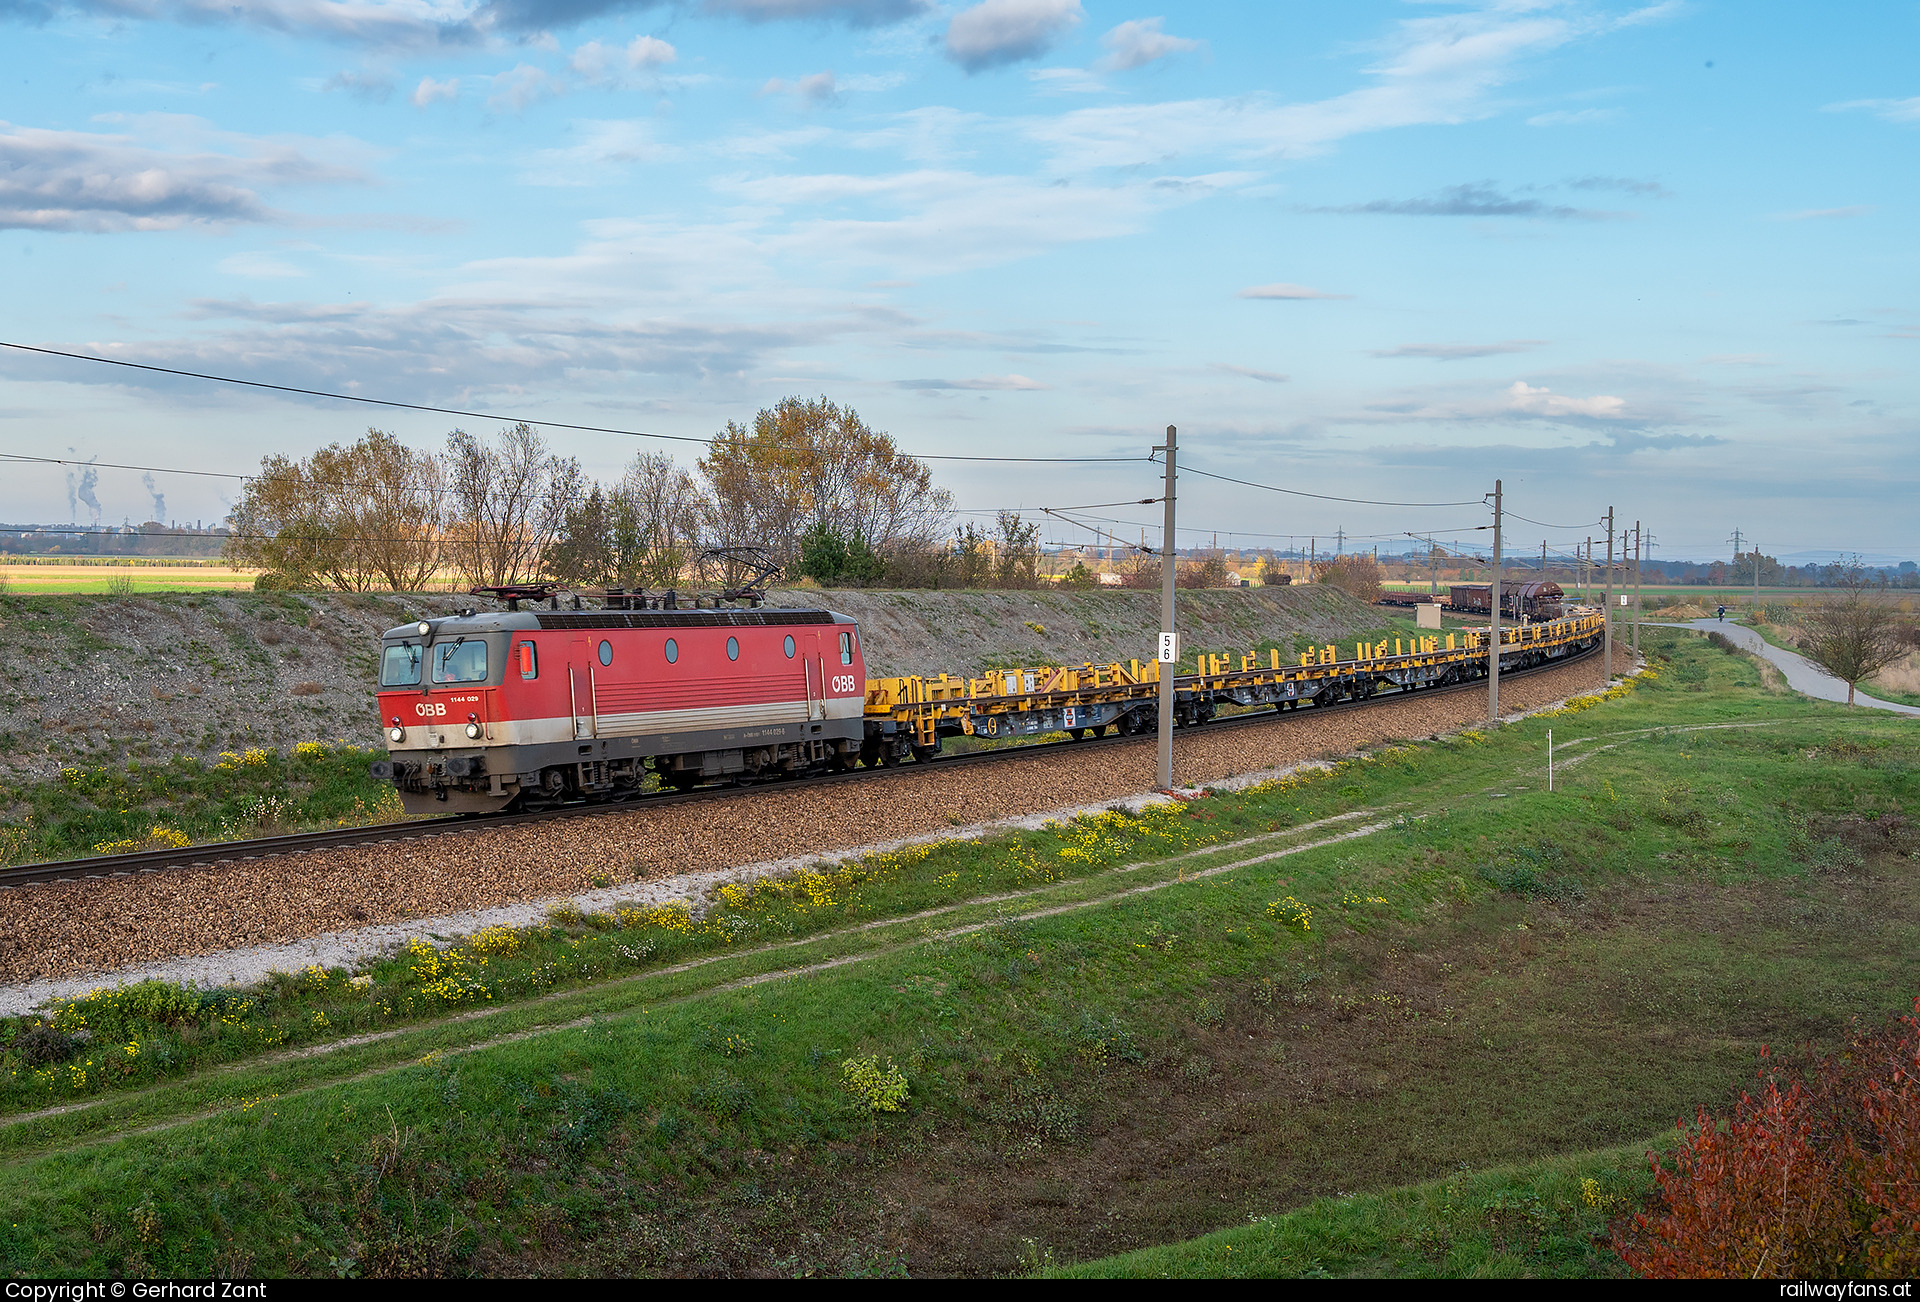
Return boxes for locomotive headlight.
[389,726,405,742]
[465,723,482,739]
[417,621,431,636]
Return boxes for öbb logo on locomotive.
[366,586,1603,816]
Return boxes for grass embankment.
[2,628,1917,1277]
[1046,1143,1656,1278]
[0,745,404,866]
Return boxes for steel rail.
[0,642,1601,890]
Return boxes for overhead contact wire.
[0,341,1148,466]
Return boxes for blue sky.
[1,0,1915,561]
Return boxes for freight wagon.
[1446,581,1564,620]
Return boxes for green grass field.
[1,627,1916,1277]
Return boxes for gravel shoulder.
[0,655,1608,996]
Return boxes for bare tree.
[224,428,442,591]
[615,452,705,588]
[992,511,1041,588]
[1802,562,1906,704]
[225,454,345,589]
[1314,553,1384,604]
[699,396,951,569]
[444,424,582,587]
[343,430,444,591]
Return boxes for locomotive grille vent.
[535,610,838,631]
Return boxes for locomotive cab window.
[432,639,487,684]
[518,641,538,679]
[598,640,613,667]
[381,643,423,687]
[839,631,853,665]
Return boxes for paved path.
[1650,618,1920,716]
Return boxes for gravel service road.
[2,656,1606,986]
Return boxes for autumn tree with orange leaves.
[698,396,951,573]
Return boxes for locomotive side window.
[727,636,739,661]
[839,631,853,665]
[598,639,613,667]
[381,643,423,687]
[784,635,795,658]
[432,639,487,684]
[664,638,678,664]
[518,641,538,679]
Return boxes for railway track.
[0,644,1601,890]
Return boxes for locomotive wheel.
[911,743,936,763]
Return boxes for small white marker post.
[1548,728,1554,792]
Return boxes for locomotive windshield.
[433,639,488,684]
[381,643,423,687]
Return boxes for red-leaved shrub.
[1613,1000,1920,1278]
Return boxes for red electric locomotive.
[369,599,868,814]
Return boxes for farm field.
[0,563,257,594]
[1,627,1915,1277]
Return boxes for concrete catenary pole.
[1156,425,1178,791]
[1632,520,1643,656]
[1603,508,1615,681]
[1490,479,1502,726]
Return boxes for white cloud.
[1027,9,1572,170]
[1824,97,1920,126]
[21,0,491,52]
[19,0,935,50]
[1616,2,1685,27]
[1372,341,1544,360]
[718,166,1252,275]
[1237,283,1349,300]
[1504,380,1625,420]
[322,69,394,102]
[571,35,677,86]
[411,75,460,107]
[1027,66,1106,95]
[0,117,366,233]
[897,374,1047,389]
[1097,17,1200,72]
[1210,363,1288,383]
[626,35,676,68]
[837,71,908,92]
[1526,107,1618,126]
[569,40,619,81]
[762,72,841,106]
[489,64,564,112]
[703,0,933,22]
[518,119,677,185]
[945,0,1084,73]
